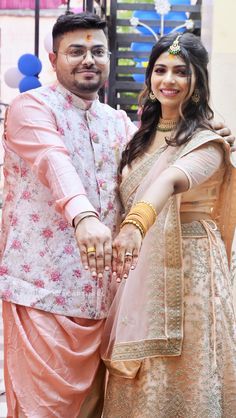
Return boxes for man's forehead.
[62,29,107,46]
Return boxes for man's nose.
[81,50,95,64]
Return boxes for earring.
[191,89,200,104]
[149,91,157,102]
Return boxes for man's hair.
[52,12,107,51]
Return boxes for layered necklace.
[156,118,178,132]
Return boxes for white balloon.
[4,67,24,88]
[44,32,53,53]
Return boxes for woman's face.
[150,51,196,117]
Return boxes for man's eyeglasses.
[56,46,112,65]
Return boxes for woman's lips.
[160,89,179,96]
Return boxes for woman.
[101,33,236,417]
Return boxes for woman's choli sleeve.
[171,142,225,214]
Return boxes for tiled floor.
[0,302,7,418]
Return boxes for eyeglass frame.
[53,46,112,65]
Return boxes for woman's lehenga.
[102,131,236,418]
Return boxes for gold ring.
[87,246,96,254]
[125,251,133,257]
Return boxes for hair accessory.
[191,89,200,104]
[168,35,181,55]
[156,118,178,132]
[149,91,157,102]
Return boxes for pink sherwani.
[0,83,136,318]
[0,83,136,418]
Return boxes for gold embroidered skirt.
[103,221,236,418]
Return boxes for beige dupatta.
[101,130,236,378]
[178,130,236,264]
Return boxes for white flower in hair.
[154,0,171,15]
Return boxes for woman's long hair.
[119,32,214,175]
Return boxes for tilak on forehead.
[86,33,93,41]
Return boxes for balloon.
[19,76,41,93]
[44,32,53,53]
[18,54,42,76]
[4,67,24,88]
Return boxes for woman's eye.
[154,68,165,74]
[176,69,188,76]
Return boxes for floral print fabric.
[0,84,136,318]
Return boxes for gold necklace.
[156,118,178,132]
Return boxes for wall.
[202,0,236,132]
[0,12,61,105]
[202,0,236,303]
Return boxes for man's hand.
[75,216,112,278]
[211,121,236,151]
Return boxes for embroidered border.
[111,337,182,360]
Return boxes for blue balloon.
[131,42,154,62]
[18,54,42,76]
[132,62,146,83]
[19,76,42,92]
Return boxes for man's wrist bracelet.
[74,212,99,233]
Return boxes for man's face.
[50,28,110,99]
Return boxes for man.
[0,12,136,418]
[0,12,234,418]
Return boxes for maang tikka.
[168,35,182,55]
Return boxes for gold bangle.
[120,219,145,238]
[135,200,157,218]
[121,201,158,239]
[123,214,148,236]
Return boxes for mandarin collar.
[55,83,98,111]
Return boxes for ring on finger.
[125,251,133,257]
[87,246,96,254]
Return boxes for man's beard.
[73,79,103,93]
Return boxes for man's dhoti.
[3,302,105,418]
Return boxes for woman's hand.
[112,224,143,282]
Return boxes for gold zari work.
[103,131,236,418]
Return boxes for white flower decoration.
[154,0,171,15]
[130,17,140,27]
[185,19,194,30]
